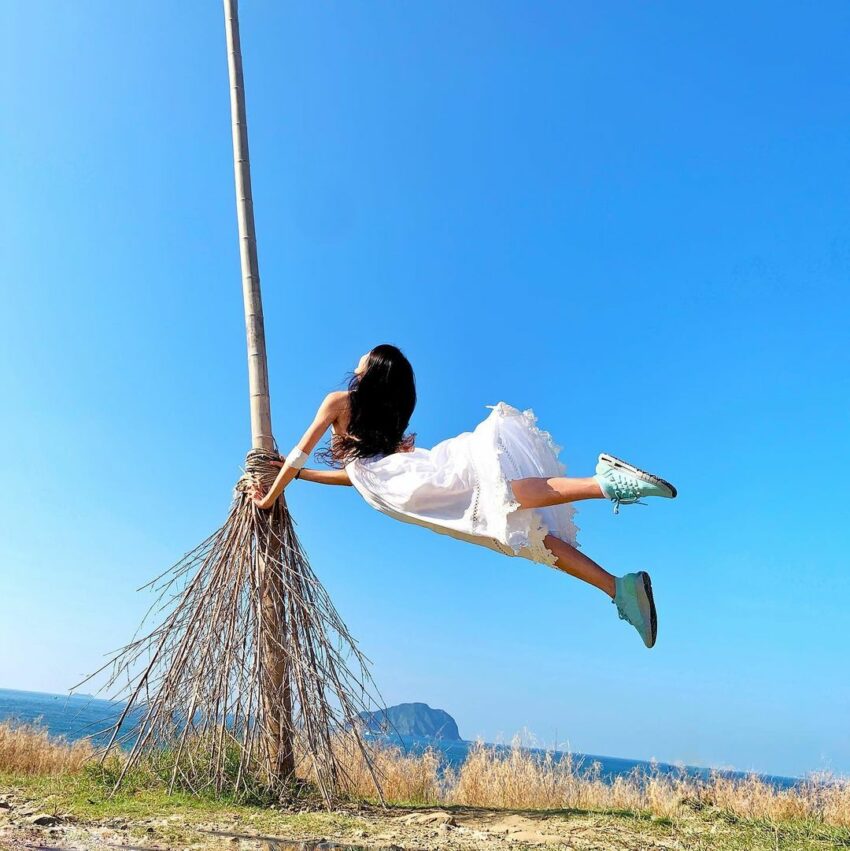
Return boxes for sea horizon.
[0,686,806,790]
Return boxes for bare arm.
[298,467,352,486]
[252,392,351,508]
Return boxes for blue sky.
[1,1,849,779]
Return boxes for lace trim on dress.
[483,402,577,567]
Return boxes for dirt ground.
[0,786,829,850]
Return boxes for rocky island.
[360,701,461,740]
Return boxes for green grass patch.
[4,769,850,851]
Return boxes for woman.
[252,344,676,648]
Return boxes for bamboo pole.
[223,0,273,451]
[223,0,294,782]
[78,4,385,805]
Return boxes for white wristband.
[285,447,309,470]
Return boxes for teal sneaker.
[595,453,677,514]
[614,572,657,648]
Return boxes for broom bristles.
[76,449,385,806]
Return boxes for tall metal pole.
[223,0,293,783]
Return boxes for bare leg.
[544,534,616,598]
[510,478,615,597]
[511,476,604,509]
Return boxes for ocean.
[0,687,798,790]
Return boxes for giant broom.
[78,0,382,805]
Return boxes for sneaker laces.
[611,496,648,514]
[606,471,648,514]
[613,598,628,621]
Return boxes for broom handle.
[223,0,275,452]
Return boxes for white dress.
[345,401,579,567]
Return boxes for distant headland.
[359,702,461,741]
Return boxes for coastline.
[0,688,805,789]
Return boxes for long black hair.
[317,344,417,467]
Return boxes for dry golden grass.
[0,720,94,776]
[339,738,850,828]
[3,722,850,829]
[325,737,443,805]
[447,741,850,828]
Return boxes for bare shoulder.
[319,390,350,441]
[322,391,351,432]
[323,390,350,412]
